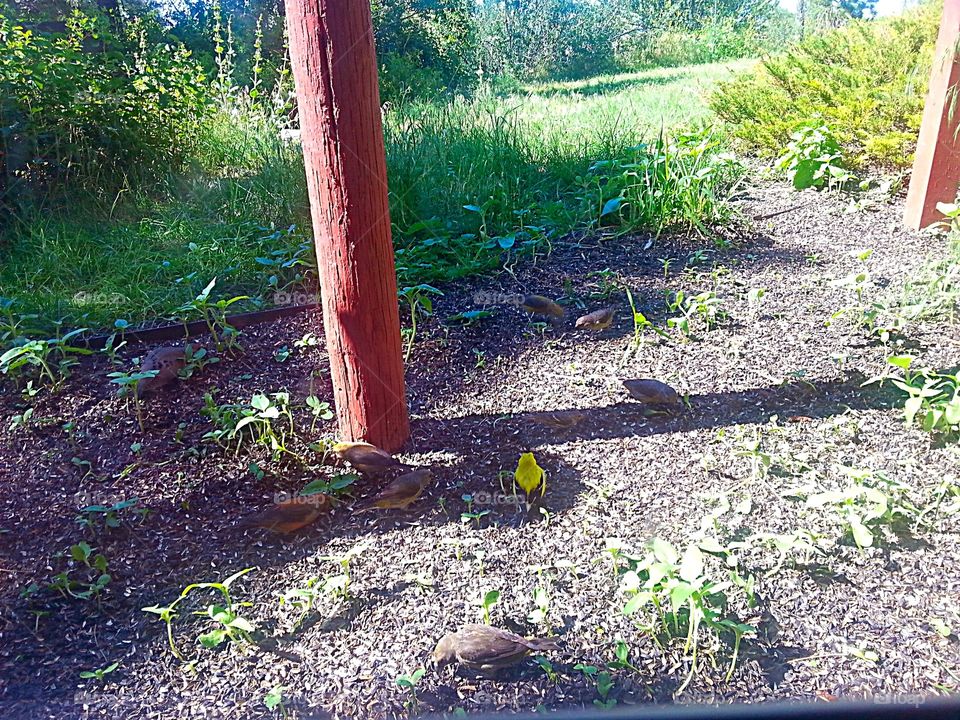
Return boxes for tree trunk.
[283,0,410,451]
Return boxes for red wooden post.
[284,0,410,451]
[904,0,960,230]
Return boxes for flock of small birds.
[127,292,684,676]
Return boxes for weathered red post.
[284,0,410,451]
[904,0,960,230]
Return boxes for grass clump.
[709,3,939,169]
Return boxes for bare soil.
[1,180,958,719]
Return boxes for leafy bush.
[0,8,209,202]
[775,122,853,190]
[709,3,939,168]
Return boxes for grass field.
[0,60,753,332]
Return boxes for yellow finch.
[514,452,546,498]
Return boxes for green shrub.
[0,8,209,202]
[709,3,939,169]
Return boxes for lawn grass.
[0,60,751,332]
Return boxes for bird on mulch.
[523,410,585,430]
[431,624,560,676]
[356,468,433,512]
[575,307,615,331]
[514,452,546,499]
[521,294,565,320]
[332,441,406,476]
[236,494,331,534]
[136,345,188,398]
[622,378,682,410]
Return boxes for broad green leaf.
[678,546,704,582]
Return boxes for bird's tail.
[526,636,561,653]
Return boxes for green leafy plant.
[884,356,960,439]
[775,122,853,191]
[305,395,334,433]
[615,539,755,692]
[574,663,617,709]
[107,369,160,432]
[395,668,426,711]
[279,577,322,629]
[177,278,247,354]
[399,284,443,361]
[301,473,357,499]
[0,327,91,388]
[805,467,920,550]
[48,542,111,602]
[79,661,119,682]
[460,493,491,527]
[475,589,501,625]
[201,392,298,459]
[76,497,146,531]
[527,586,551,631]
[142,567,255,660]
[8,406,34,431]
[264,685,288,716]
[318,542,368,601]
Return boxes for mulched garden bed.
[1,179,958,719]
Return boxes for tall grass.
[1,62,746,331]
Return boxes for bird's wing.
[373,476,423,503]
[455,626,531,665]
[349,449,397,468]
[243,502,317,529]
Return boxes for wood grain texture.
[904,0,960,229]
[284,0,410,450]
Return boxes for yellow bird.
[514,452,546,498]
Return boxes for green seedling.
[399,284,442,361]
[48,542,111,602]
[447,309,494,326]
[318,541,368,601]
[305,395,334,433]
[475,589,500,625]
[395,668,426,711]
[574,664,616,709]
[301,472,357,498]
[176,278,247,354]
[527,586,551,630]
[79,661,119,682]
[107,369,160,432]
[460,493,490,526]
[618,539,755,692]
[264,685,287,716]
[76,497,144,531]
[142,567,255,660]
